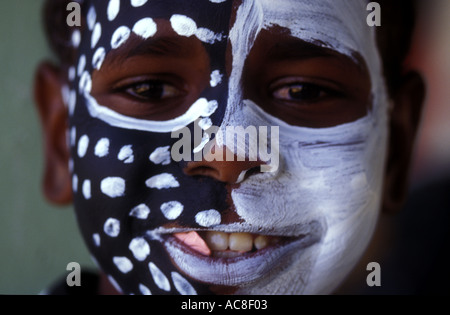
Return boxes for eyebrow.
[103,35,190,67]
[267,38,365,69]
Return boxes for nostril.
[246,166,262,177]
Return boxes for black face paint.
[67,0,234,295]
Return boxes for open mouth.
[174,230,290,258]
[146,222,322,287]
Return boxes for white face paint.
[217,0,390,294]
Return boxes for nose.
[183,143,265,184]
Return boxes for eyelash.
[116,80,182,101]
[115,78,338,105]
[270,81,340,104]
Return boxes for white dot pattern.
[72,174,79,193]
[91,22,102,48]
[111,26,131,49]
[149,262,171,292]
[146,173,180,189]
[195,209,221,227]
[82,179,92,200]
[94,138,110,157]
[139,283,151,295]
[129,204,150,219]
[129,237,150,261]
[69,0,233,295]
[93,233,101,247]
[101,177,126,198]
[113,256,133,274]
[104,218,120,237]
[92,47,106,70]
[160,201,184,220]
[107,0,121,21]
[172,272,197,295]
[131,0,148,7]
[149,146,171,165]
[86,6,97,30]
[132,18,157,39]
[118,145,134,163]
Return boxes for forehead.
[81,0,372,57]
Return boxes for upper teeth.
[203,231,280,252]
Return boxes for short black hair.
[42,0,418,95]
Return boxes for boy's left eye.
[271,83,329,102]
[123,81,181,101]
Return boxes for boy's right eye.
[121,80,182,101]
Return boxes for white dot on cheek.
[72,175,79,193]
[129,204,150,219]
[145,173,180,189]
[71,29,81,48]
[160,201,184,220]
[118,145,134,163]
[77,135,89,158]
[195,210,221,227]
[94,137,110,157]
[82,179,91,200]
[149,146,171,165]
[171,272,197,295]
[101,177,126,198]
[129,237,150,261]
[104,218,120,237]
[92,233,101,247]
[139,283,151,295]
[113,256,133,274]
[107,0,121,21]
[148,262,171,292]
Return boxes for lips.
[175,231,284,258]
[146,221,323,287]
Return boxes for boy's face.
[65,0,389,294]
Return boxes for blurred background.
[0,0,449,294]
[0,0,95,294]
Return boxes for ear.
[382,71,426,213]
[34,62,72,205]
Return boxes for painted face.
[65,0,389,295]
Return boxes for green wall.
[0,0,95,294]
